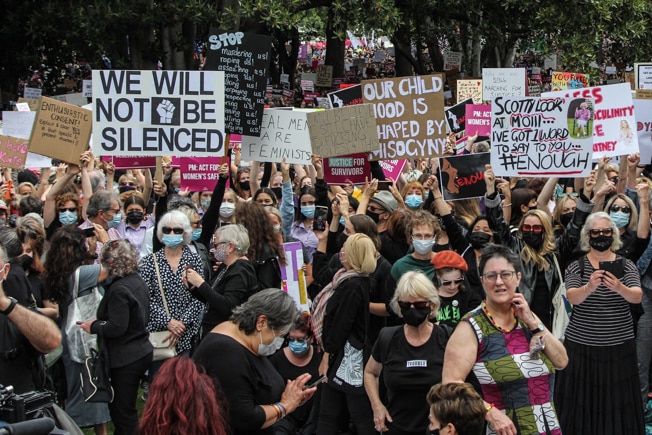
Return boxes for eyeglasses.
[589,228,613,237]
[119,181,136,187]
[610,205,631,214]
[412,233,435,240]
[440,278,464,287]
[482,271,517,283]
[162,227,184,235]
[367,206,385,214]
[397,301,430,309]
[521,224,543,233]
[58,207,78,213]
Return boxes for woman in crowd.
[291,186,320,263]
[461,215,493,296]
[193,288,317,435]
[139,356,230,435]
[115,193,154,256]
[254,187,279,208]
[426,383,486,435]
[556,212,644,434]
[450,199,482,231]
[443,244,568,435]
[217,188,238,227]
[79,240,153,435]
[43,226,110,435]
[364,271,449,435]
[604,191,649,260]
[233,168,252,200]
[183,224,259,338]
[42,162,82,239]
[401,181,426,210]
[382,208,412,265]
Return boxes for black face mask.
[589,235,613,251]
[469,231,491,249]
[366,210,380,223]
[17,254,33,270]
[126,210,144,225]
[271,187,283,201]
[560,212,573,227]
[119,185,136,194]
[522,231,544,250]
[240,181,250,191]
[400,306,431,326]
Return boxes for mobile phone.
[312,206,328,231]
[377,180,392,191]
[599,259,624,278]
[82,227,96,238]
[76,321,83,325]
[303,375,326,390]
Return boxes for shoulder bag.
[64,267,103,363]
[551,254,571,340]
[149,254,178,361]
[80,345,114,403]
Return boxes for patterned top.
[139,246,205,353]
[464,306,561,435]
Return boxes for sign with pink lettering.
[179,157,225,191]
[439,152,491,200]
[465,104,491,136]
[0,135,29,169]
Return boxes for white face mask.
[220,203,236,218]
[258,329,284,356]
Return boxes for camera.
[0,384,54,423]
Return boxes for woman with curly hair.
[139,356,229,435]
[79,239,152,435]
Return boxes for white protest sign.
[16,103,30,112]
[92,70,225,156]
[482,68,527,100]
[444,52,462,71]
[83,80,92,97]
[636,64,652,90]
[241,109,312,165]
[543,83,638,158]
[490,96,593,177]
[51,92,88,107]
[544,54,557,70]
[2,111,52,168]
[23,87,42,100]
[635,99,652,166]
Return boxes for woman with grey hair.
[192,288,317,435]
[556,211,644,434]
[139,210,205,383]
[364,270,449,435]
[183,224,260,338]
[79,240,153,435]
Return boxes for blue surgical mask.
[273,224,281,233]
[200,199,211,210]
[413,239,435,255]
[301,205,316,219]
[610,211,629,229]
[339,217,346,226]
[59,211,78,226]
[107,213,122,229]
[405,195,424,209]
[288,340,310,355]
[173,187,180,194]
[191,228,202,241]
[162,234,184,248]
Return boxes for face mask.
[220,203,235,218]
[589,235,613,252]
[366,210,380,223]
[521,231,544,250]
[271,187,283,200]
[610,211,630,229]
[201,199,211,210]
[213,243,229,262]
[17,254,33,270]
[0,264,7,285]
[400,306,431,326]
[258,330,284,356]
[173,187,180,194]
[469,231,491,249]
[59,211,78,226]
[162,234,184,248]
[560,212,573,227]
[240,181,250,191]
[288,340,310,355]
[413,239,435,255]
[339,217,346,226]
[126,210,144,225]
[192,228,202,241]
[405,195,424,209]
[301,205,316,219]
[339,250,347,264]
[119,185,136,194]
[105,213,122,229]
[273,224,281,233]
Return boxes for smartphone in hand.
[303,375,326,390]
[312,206,328,231]
[599,259,624,278]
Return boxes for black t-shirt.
[437,289,482,328]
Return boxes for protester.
[115,193,154,256]
[426,383,486,435]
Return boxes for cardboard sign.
[635,63,652,90]
[101,156,156,169]
[316,65,333,88]
[544,54,557,70]
[29,97,92,164]
[465,104,492,136]
[362,74,446,160]
[23,87,42,100]
[92,70,225,156]
[457,80,483,104]
[490,96,593,177]
[637,89,652,100]
[551,71,589,91]
[83,80,92,98]
[203,29,272,136]
[0,136,29,169]
[482,68,527,100]
[377,159,407,180]
[306,104,378,157]
[445,98,472,133]
[51,93,88,107]
[281,242,309,312]
[17,98,39,112]
[179,157,224,191]
[543,83,639,158]
[1,111,51,168]
[444,52,462,71]
[323,153,371,185]
[635,99,652,166]
[241,109,312,165]
[439,152,490,200]
[328,85,363,108]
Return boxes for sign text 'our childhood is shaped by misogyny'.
[490,96,594,177]
[362,74,446,160]
[91,70,225,156]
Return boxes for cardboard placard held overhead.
[17,98,39,111]
[306,104,378,157]
[482,68,527,100]
[203,29,272,137]
[179,157,225,192]
[1,111,51,168]
[101,156,157,169]
[465,104,492,136]
[445,98,472,133]
[322,153,371,185]
[0,136,29,169]
[456,80,483,104]
[635,63,652,90]
[23,87,42,100]
[51,93,89,107]
[551,72,589,91]
[439,152,491,200]
[29,97,92,164]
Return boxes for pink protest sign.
[179,157,226,192]
[323,153,370,185]
[377,159,407,180]
[465,104,491,136]
[102,156,156,169]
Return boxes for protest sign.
[635,98,652,166]
[241,109,312,165]
[445,98,472,133]
[323,153,370,185]
[328,85,362,108]
[377,159,407,180]
[23,87,42,100]
[465,104,491,136]
[482,68,527,100]
[1,111,51,168]
[101,156,156,169]
[179,157,224,191]
[92,70,225,156]
[16,103,30,112]
[635,63,652,90]
[301,80,314,92]
[306,104,377,157]
[17,98,39,111]
[83,80,92,97]
[374,50,385,62]
[456,80,483,104]
[302,72,317,85]
[51,93,88,107]
[528,83,542,97]
[544,54,557,70]
[0,136,29,169]
[316,65,333,88]
[551,71,589,91]
[490,96,593,177]
[362,74,446,160]
[543,83,638,158]
[281,242,309,312]
[444,52,462,72]
[203,29,271,137]
[29,97,92,164]
[439,153,490,200]
[303,91,320,105]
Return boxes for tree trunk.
[393,23,415,77]
[324,6,345,80]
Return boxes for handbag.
[80,347,114,403]
[149,255,178,362]
[64,267,103,363]
[551,255,571,341]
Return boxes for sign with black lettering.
[204,29,272,137]
[92,70,225,156]
[328,85,362,108]
[306,104,378,157]
[439,152,491,200]
[316,65,333,88]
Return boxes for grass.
[81,387,146,435]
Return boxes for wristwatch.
[0,297,17,316]
[530,321,545,335]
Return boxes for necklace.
[482,301,517,333]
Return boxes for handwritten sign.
[456,80,483,104]
[179,157,224,191]
[306,104,378,157]
[204,29,272,136]
[23,87,42,100]
[362,74,446,160]
[0,136,29,169]
[444,52,462,71]
[439,153,491,200]
[17,98,39,112]
[551,71,589,91]
[83,80,93,97]
[281,242,309,312]
[544,54,557,70]
[328,85,362,108]
[445,98,472,133]
[635,63,652,90]
[323,153,371,185]
[2,111,51,168]
[482,68,527,100]
[490,96,593,177]
[316,65,333,88]
[465,104,492,136]
[635,98,652,166]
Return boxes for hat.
[17,170,38,186]
[0,201,8,211]
[430,250,468,272]
[370,191,398,213]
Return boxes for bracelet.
[486,403,495,412]
[273,402,287,419]
[502,203,512,207]
[271,403,282,419]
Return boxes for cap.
[0,201,8,211]
[430,250,468,272]
[370,191,398,213]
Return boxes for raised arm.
[43,162,81,228]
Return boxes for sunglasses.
[610,205,631,214]
[589,228,613,237]
[162,227,184,235]
[58,207,78,213]
[120,182,137,187]
[397,301,430,309]
[440,278,464,287]
[521,224,543,233]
